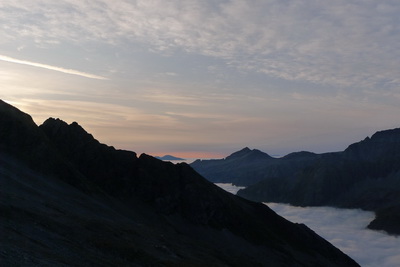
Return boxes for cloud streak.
[0,55,108,80]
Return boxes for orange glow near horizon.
[149,151,226,159]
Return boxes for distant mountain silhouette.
[0,100,358,266]
[237,129,400,235]
[191,131,400,235]
[191,147,317,186]
[155,155,184,161]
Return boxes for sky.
[1,0,400,158]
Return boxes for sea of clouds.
[266,203,400,267]
[216,183,400,267]
[215,183,245,194]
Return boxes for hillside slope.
[0,100,358,266]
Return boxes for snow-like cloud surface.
[266,203,400,267]
[215,183,245,195]
[216,185,400,266]
[1,0,399,89]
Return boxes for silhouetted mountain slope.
[0,100,358,266]
[344,128,400,161]
[0,101,92,191]
[191,147,318,186]
[235,129,400,235]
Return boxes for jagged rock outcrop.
[0,100,359,266]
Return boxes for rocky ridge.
[191,130,400,235]
[0,100,358,266]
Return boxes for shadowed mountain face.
[0,100,358,266]
[192,129,400,235]
[237,131,400,235]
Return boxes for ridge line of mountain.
[0,99,359,266]
[190,129,400,235]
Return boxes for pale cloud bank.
[215,183,245,195]
[216,184,400,267]
[1,0,399,89]
[0,55,108,80]
[267,203,400,267]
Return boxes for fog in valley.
[215,183,245,195]
[217,183,400,267]
[267,203,400,267]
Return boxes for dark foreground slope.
[236,130,400,235]
[0,100,359,266]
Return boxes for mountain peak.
[1,100,359,266]
[41,118,92,140]
[226,147,272,160]
[40,117,137,162]
[0,99,47,155]
[0,101,91,189]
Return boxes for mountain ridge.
[191,147,319,186]
[0,100,358,266]
[190,126,400,235]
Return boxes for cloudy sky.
[1,0,399,157]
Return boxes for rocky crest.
[0,100,359,266]
[202,130,400,235]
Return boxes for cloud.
[214,183,400,267]
[266,203,400,267]
[139,91,206,107]
[2,0,400,156]
[215,183,245,194]
[1,1,399,89]
[0,55,108,80]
